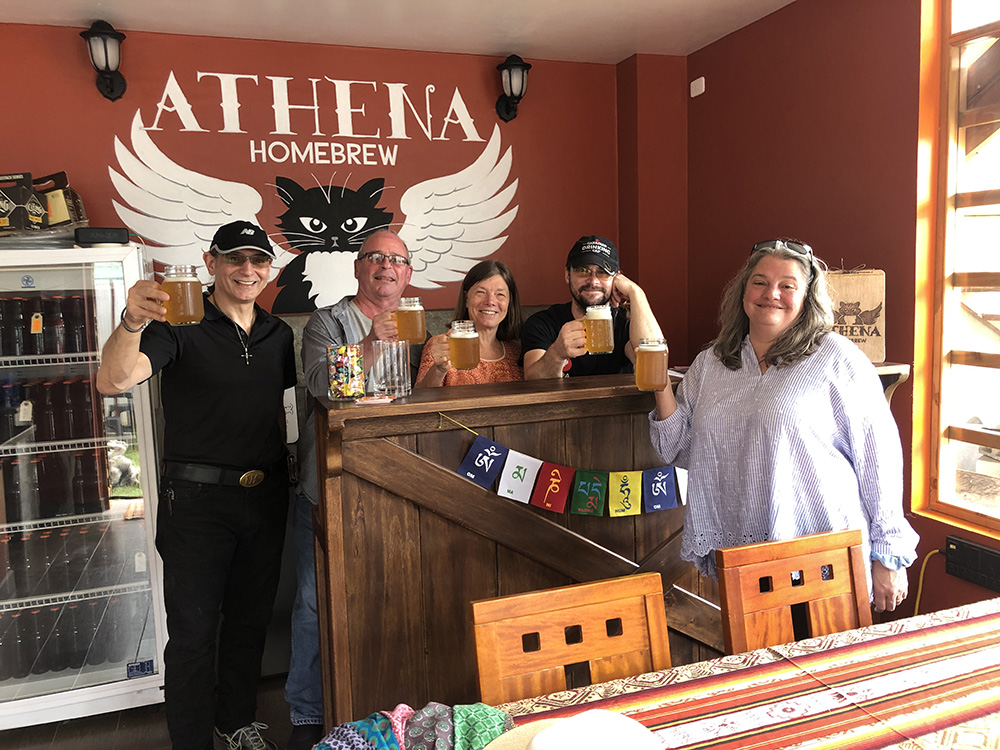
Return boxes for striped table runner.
[501,598,1000,749]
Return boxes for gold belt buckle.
[239,469,265,488]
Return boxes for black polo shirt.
[139,293,296,470]
[520,302,632,377]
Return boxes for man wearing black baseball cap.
[96,220,294,750]
[521,235,663,378]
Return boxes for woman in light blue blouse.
[649,239,917,614]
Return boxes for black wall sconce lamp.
[496,55,532,122]
[81,20,127,101]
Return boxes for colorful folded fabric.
[453,703,514,750]
[380,704,416,750]
[348,711,400,750]
[404,702,454,750]
[314,724,371,750]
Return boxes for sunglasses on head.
[752,239,813,257]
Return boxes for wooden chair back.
[471,572,671,705]
[716,529,872,654]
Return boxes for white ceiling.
[1,0,796,63]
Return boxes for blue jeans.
[285,490,324,725]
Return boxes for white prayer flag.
[497,450,543,503]
[675,467,688,506]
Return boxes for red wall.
[0,24,621,312]
[618,55,689,358]
[687,0,995,614]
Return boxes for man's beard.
[571,285,611,309]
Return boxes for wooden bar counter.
[311,364,911,724]
[311,374,686,724]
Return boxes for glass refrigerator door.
[0,244,164,728]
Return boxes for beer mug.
[371,339,412,398]
[636,338,669,391]
[449,320,480,370]
[395,297,426,344]
[161,265,204,326]
[584,305,614,354]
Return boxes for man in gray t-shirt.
[286,230,415,750]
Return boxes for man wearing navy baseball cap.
[96,220,294,750]
[521,235,663,378]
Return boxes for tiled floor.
[0,673,294,750]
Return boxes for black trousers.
[155,470,289,750]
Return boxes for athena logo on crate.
[20,274,35,289]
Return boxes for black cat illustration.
[270,177,393,313]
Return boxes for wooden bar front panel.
[313,375,685,723]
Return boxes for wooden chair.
[471,572,671,705]
[716,529,872,654]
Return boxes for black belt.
[162,460,281,488]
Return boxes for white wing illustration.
[398,124,518,289]
[110,110,291,282]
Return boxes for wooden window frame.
[915,0,1000,533]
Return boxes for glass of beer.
[584,305,614,354]
[396,297,426,343]
[636,337,669,391]
[161,265,204,326]
[449,320,480,370]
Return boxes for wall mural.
[109,108,519,314]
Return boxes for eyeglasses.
[570,266,615,280]
[359,252,411,267]
[752,239,813,257]
[216,252,273,267]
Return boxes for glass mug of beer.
[396,297,426,344]
[636,337,669,391]
[449,320,480,370]
[584,305,614,354]
[161,265,204,326]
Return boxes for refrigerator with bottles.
[0,240,165,729]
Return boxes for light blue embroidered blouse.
[648,333,918,581]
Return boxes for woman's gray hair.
[712,243,833,370]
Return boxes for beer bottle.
[57,379,76,441]
[2,457,21,524]
[70,378,95,440]
[50,605,70,672]
[65,295,87,354]
[63,602,85,670]
[0,611,12,681]
[43,296,66,355]
[84,597,108,666]
[0,383,16,442]
[35,382,57,442]
[10,610,32,679]
[5,298,25,356]
[21,456,40,522]
[25,296,44,356]
[72,452,87,515]
[28,607,51,675]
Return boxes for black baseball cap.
[210,220,275,258]
[566,235,620,274]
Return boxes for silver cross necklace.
[233,320,252,365]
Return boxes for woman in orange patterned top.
[415,260,523,387]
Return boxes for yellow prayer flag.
[608,471,642,516]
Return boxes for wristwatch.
[120,308,150,334]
